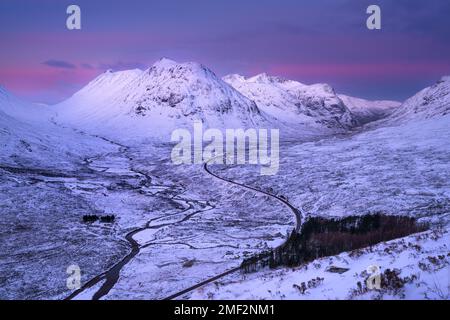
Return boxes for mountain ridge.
[4,59,448,142]
[223,72,359,130]
[55,59,269,139]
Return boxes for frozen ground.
[0,134,294,300]
[1,73,449,300]
[182,115,450,300]
[188,227,449,300]
[92,143,294,300]
[215,115,450,224]
[1,115,449,299]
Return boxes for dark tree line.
[241,213,427,273]
[83,215,99,222]
[82,214,115,223]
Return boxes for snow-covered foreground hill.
[189,228,449,300]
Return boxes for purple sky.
[1,0,449,103]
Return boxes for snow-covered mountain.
[223,73,358,130]
[384,76,450,123]
[0,87,111,168]
[58,59,398,141]
[56,59,267,139]
[2,66,450,300]
[0,87,55,166]
[0,85,54,123]
[338,95,400,125]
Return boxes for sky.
[0,0,449,104]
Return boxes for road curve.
[66,155,302,300]
[203,162,302,233]
[163,160,302,300]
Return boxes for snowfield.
[183,114,450,300]
[55,58,268,141]
[338,94,400,125]
[188,228,449,300]
[223,73,358,130]
[0,60,449,300]
[384,76,450,124]
[215,114,450,223]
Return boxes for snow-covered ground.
[73,143,294,300]
[183,114,450,300]
[1,61,449,300]
[216,114,450,223]
[338,94,400,125]
[55,59,268,141]
[0,89,129,299]
[223,73,357,130]
[188,228,449,300]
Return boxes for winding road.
[65,150,302,300]
[162,159,302,300]
[203,161,302,233]
[65,144,214,300]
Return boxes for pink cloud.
[0,66,99,102]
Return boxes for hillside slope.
[223,73,358,130]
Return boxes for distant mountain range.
[1,58,449,147]
[53,58,401,138]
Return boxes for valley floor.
[0,135,293,300]
[186,115,450,299]
[1,115,449,300]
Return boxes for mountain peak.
[224,71,357,130]
[248,73,287,84]
[57,58,264,134]
[152,57,178,69]
[223,74,247,82]
[307,83,336,95]
[146,58,217,80]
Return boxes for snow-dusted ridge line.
[0,86,115,169]
[54,58,268,140]
[338,94,401,125]
[376,75,450,126]
[53,57,408,141]
[223,72,359,130]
